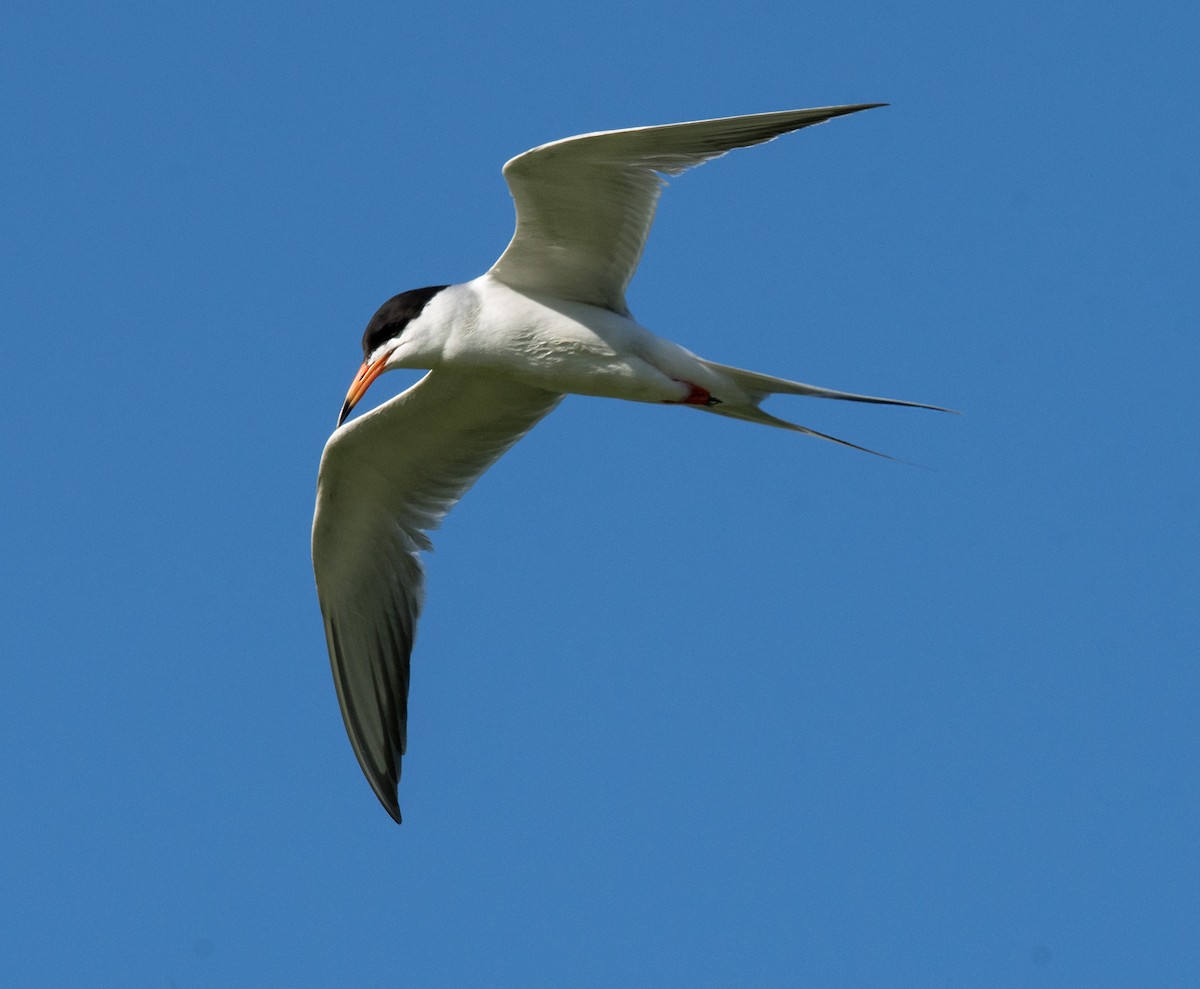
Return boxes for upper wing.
[487,103,884,315]
[312,370,562,823]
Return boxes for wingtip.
[365,764,403,824]
[378,791,403,825]
[835,102,889,115]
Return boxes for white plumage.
[312,104,947,823]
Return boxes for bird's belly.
[508,340,690,402]
[457,286,694,403]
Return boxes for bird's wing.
[487,103,884,314]
[312,370,562,823]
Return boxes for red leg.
[663,381,722,407]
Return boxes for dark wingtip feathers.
[378,791,403,825]
[822,103,889,119]
[365,764,403,824]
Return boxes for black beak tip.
[337,400,353,427]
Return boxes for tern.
[312,103,946,823]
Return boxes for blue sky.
[3,1,1197,985]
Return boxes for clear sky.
[3,1,1197,985]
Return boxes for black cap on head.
[361,285,449,356]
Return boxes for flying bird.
[312,103,946,823]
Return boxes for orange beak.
[337,355,388,426]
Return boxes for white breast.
[439,275,700,403]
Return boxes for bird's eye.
[362,320,405,358]
[359,284,449,357]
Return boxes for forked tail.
[696,358,955,459]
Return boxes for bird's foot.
[664,382,722,407]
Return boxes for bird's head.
[338,285,450,426]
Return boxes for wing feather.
[487,103,884,313]
[312,371,561,822]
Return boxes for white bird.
[312,103,947,823]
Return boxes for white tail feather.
[693,359,954,460]
[699,359,955,412]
